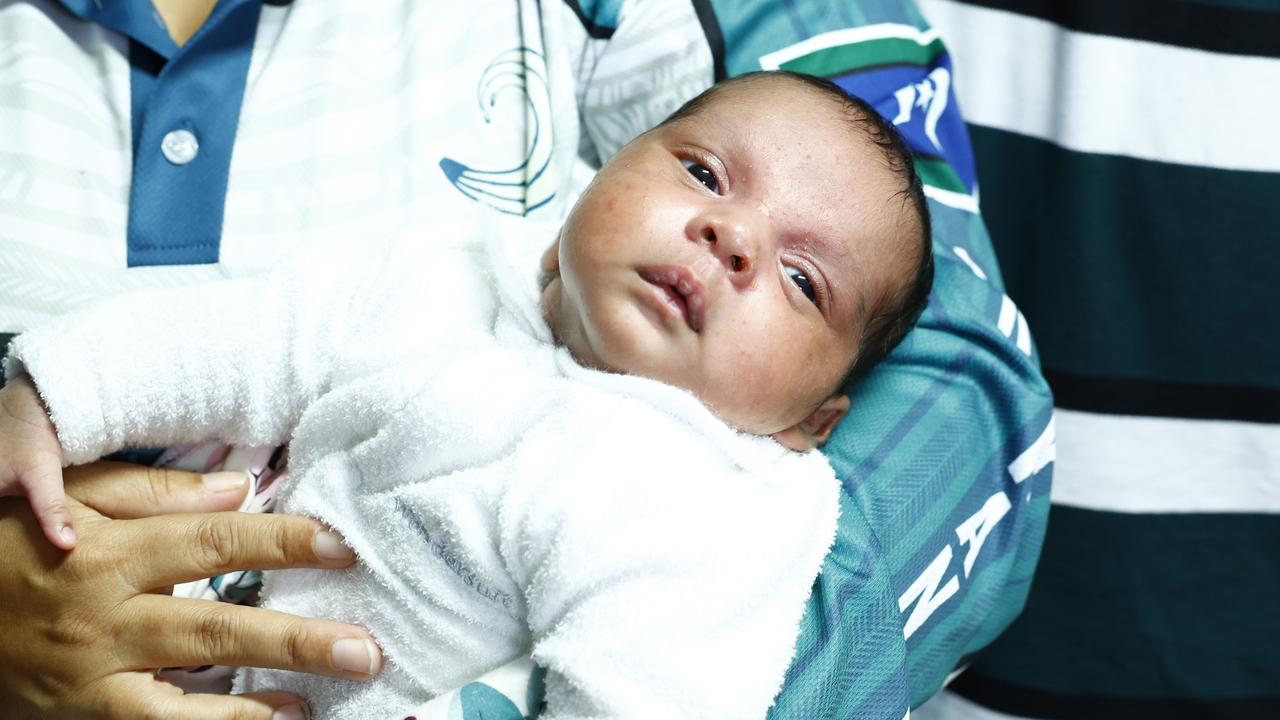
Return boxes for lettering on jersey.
[998,294,1033,357]
[891,66,951,155]
[896,415,1054,640]
[898,544,960,640]
[956,491,1012,578]
[1008,417,1056,485]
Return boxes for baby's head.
[540,71,933,450]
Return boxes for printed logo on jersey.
[760,24,977,211]
[439,47,556,216]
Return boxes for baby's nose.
[704,219,758,287]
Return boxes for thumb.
[23,468,76,549]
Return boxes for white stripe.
[1053,408,1280,513]
[951,246,987,280]
[918,0,1280,173]
[1014,309,1031,356]
[996,295,1016,337]
[1008,416,1055,483]
[923,184,979,212]
[943,664,969,687]
[914,689,1030,720]
[759,23,939,70]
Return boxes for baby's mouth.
[638,266,706,333]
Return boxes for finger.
[114,511,356,590]
[123,595,382,681]
[177,692,312,720]
[22,470,76,549]
[96,673,311,720]
[66,461,250,518]
[182,692,312,720]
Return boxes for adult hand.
[0,461,384,720]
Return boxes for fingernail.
[58,525,76,546]
[272,703,310,720]
[202,471,249,494]
[331,638,380,675]
[313,529,355,561]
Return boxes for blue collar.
[57,0,269,266]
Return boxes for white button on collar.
[161,129,199,165]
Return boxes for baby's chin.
[538,276,620,376]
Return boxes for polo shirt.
[0,0,587,333]
[58,0,270,267]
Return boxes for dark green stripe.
[952,672,1280,719]
[778,36,945,77]
[967,505,1280,698]
[914,156,968,194]
[969,126,1280,389]
[1187,0,1280,11]
[1046,369,1280,423]
[954,0,1280,57]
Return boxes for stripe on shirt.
[919,682,1280,720]
[918,0,1280,173]
[968,126,1280,399]
[1048,371,1280,424]
[1051,408,1280,513]
[936,0,1280,58]
[954,505,1280,702]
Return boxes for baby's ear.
[772,394,851,451]
[540,231,561,273]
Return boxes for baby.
[0,71,932,718]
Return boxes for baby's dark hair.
[658,70,934,392]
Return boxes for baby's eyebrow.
[845,269,870,332]
[852,278,869,326]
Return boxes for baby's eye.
[786,265,818,305]
[682,159,720,194]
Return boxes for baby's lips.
[679,277,707,332]
[638,265,708,332]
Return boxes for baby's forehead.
[706,73,842,104]
[689,80,886,169]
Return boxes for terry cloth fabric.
[5,211,840,720]
[913,1,1280,718]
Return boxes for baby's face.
[541,79,913,442]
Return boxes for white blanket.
[7,213,840,719]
